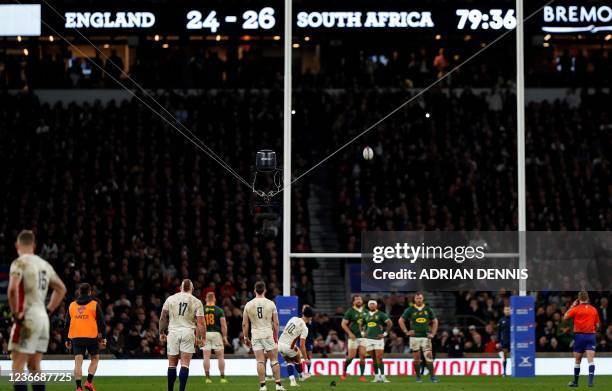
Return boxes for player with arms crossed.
[202,292,229,384]
[363,299,392,383]
[496,305,511,377]
[340,294,367,381]
[159,279,206,391]
[64,283,107,391]
[8,230,67,391]
[564,291,600,388]
[242,281,285,391]
[278,306,314,386]
[399,292,439,383]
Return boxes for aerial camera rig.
[252,150,282,240]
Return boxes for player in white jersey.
[159,279,206,391]
[278,307,314,387]
[242,281,285,391]
[8,230,67,391]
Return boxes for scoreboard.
[59,7,279,34]
[2,1,612,36]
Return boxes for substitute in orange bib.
[564,290,600,388]
[64,283,107,391]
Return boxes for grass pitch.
[44,375,611,390]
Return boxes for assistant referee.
[64,283,107,391]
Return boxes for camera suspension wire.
[26,0,254,191]
[273,169,283,190]
[271,0,556,199]
[251,169,283,203]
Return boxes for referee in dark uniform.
[64,283,106,391]
[496,305,511,377]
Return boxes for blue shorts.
[305,340,313,352]
[573,333,596,353]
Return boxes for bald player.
[242,281,285,391]
[8,230,67,391]
[399,292,439,383]
[159,279,206,391]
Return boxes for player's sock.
[413,362,420,377]
[359,361,365,376]
[426,362,435,378]
[32,385,46,391]
[379,362,385,375]
[178,366,189,391]
[343,358,353,374]
[295,361,303,377]
[287,363,295,380]
[574,364,580,384]
[76,379,82,389]
[167,367,177,391]
[87,374,94,383]
[205,370,210,379]
[588,363,594,385]
[13,385,27,391]
[502,359,507,375]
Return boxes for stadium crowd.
[0,85,609,356]
[0,89,315,357]
[293,291,612,357]
[454,291,612,354]
[1,44,609,90]
[333,88,611,248]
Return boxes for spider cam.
[252,150,282,240]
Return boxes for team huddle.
[6,230,603,390]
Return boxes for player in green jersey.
[398,292,439,383]
[202,292,230,384]
[363,299,393,383]
[340,295,367,381]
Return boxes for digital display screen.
[0,2,608,36]
[0,4,41,36]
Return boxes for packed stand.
[332,88,611,251]
[0,90,314,356]
[453,291,612,354]
[1,44,610,90]
[284,291,611,356]
[0,85,610,356]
